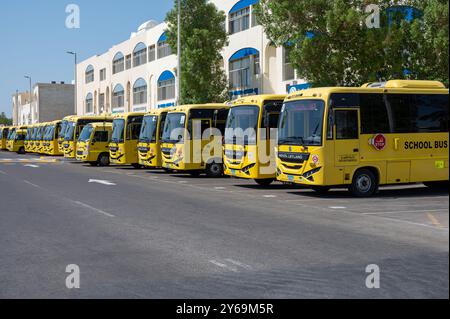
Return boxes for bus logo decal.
[370,134,387,151]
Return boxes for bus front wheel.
[206,162,223,178]
[132,163,143,169]
[349,169,379,197]
[98,153,110,167]
[18,147,25,155]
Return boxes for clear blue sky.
[0,0,174,117]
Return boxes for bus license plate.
[288,175,294,181]
[231,170,237,175]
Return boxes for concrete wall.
[38,84,75,123]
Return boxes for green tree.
[0,112,12,126]
[255,0,449,87]
[165,0,229,104]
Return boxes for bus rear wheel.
[18,147,25,155]
[132,163,143,169]
[255,179,274,187]
[349,169,379,197]
[206,162,223,178]
[98,153,110,167]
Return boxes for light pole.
[67,51,77,114]
[176,0,181,106]
[24,76,32,124]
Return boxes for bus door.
[334,109,360,175]
[262,101,283,173]
[192,117,211,165]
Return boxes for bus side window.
[94,131,109,143]
[335,110,359,140]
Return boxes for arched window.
[112,52,125,74]
[157,32,172,59]
[133,42,147,67]
[229,0,259,34]
[85,65,94,83]
[229,48,260,90]
[112,84,125,110]
[133,78,147,105]
[85,93,93,114]
[283,46,295,81]
[157,71,175,101]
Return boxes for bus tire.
[255,178,274,187]
[98,153,110,167]
[349,169,378,197]
[424,181,449,190]
[132,163,143,169]
[206,162,223,178]
[18,147,25,155]
[312,186,331,194]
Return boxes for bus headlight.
[303,167,322,181]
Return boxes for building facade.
[76,0,308,116]
[12,82,75,125]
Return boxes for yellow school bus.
[76,122,113,166]
[6,129,27,154]
[110,112,145,168]
[34,123,48,154]
[63,115,113,159]
[224,95,286,186]
[29,125,42,153]
[138,107,176,168]
[59,116,74,153]
[0,126,10,150]
[276,80,449,197]
[161,104,230,177]
[43,121,63,156]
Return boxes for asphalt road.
[0,150,448,299]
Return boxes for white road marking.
[88,179,116,186]
[0,170,7,175]
[209,260,238,272]
[215,187,226,190]
[362,209,447,215]
[72,201,115,218]
[178,181,188,184]
[24,164,40,168]
[225,259,253,270]
[24,180,41,188]
[264,195,277,198]
[329,206,347,210]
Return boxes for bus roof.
[286,80,449,102]
[169,104,228,113]
[88,122,113,129]
[112,112,147,119]
[230,94,287,107]
[144,107,178,117]
[71,114,114,121]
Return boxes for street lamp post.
[176,0,181,106]
[67,51,78,115]
[24,76,32,124]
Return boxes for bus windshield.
[139,115,158,143]
[59,121,68,139]
[278,99,326,146]
[161,113,186,143]
[225,105,259,145]
[111,119,125,143]
[78,125,94,142]
[64,122,76,141]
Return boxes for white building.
[76,0,308,116]
[12,82,75,125]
